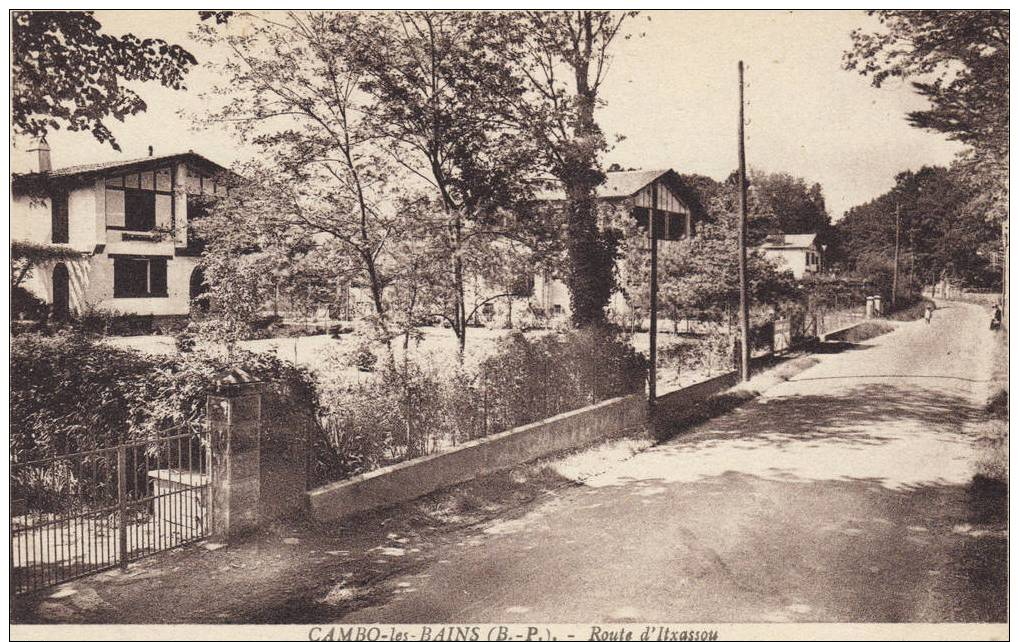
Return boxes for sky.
[11,9,965,219]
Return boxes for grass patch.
[840,320,896,343]
[973,328,1007,486]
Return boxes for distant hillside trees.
[832,166,1002,292]
[845,9,1008,312]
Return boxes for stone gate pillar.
[208,368,264,542]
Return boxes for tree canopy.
[833,165,1001,290]
[12,10,197,150]
[845,10,1008,224]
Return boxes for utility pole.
[648,177,659,410]
[736,61,751,382]
[892,203,901,310]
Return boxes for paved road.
[339,302,1006,623]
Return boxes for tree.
[508,10,641,327]
[348,11,545,354]
[845,10,1008,316]
[12,11,197,150]
[192,11,413,345]
[616,176,800,328]
[833,165,1001,295]
[749,170,832,240]
[845,10,1007,187]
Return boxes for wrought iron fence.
[10,430,212,595]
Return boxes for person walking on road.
[991,304,1002,330]
[924,301,935,325]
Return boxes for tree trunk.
[561,13,614,328]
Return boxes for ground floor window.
[113,257,169,298]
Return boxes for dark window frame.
[105,168,176,232]
[112,256,171,298]
[51,190,69,243]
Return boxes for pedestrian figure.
[924,302,935,325]
[990,304,1002,331]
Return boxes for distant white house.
[758,233,824,279]
[11,140,229,320]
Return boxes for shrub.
[10,331,343,486]
[841,320,895,342]
[318,326,648,481]
[11,286,49,321]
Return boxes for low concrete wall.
[656,371,737,424]
[820,322,868,342]
[307,361,809,523]
[308,393,647,522]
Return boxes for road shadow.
[810,341,874,354]
[665,382,984,454]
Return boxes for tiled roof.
[760,233,818,249]
[534,169,672,201]
[14,151,227,181]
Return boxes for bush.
[10,331,343,485]
[318,326,648,481]
[841,320,895,342]
[11,286,49,321]
[887,296,933,321]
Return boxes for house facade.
[11,141,228,320]
[758,233,823,280]
[532,168,695,320]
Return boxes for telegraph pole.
[648,176,659,409]
[892,203,901,309]
[736,61,751,382]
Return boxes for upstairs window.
[125,189,156,231]
[51,190,69,243]
[113,257,169,298]
[106,169,174,232]
[631,207,689,241]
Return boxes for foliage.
[845,10,1008,221]
[318,327,647,480]
[10,331,341,482]
[506,11,641,326]
[800,275,871,313]
[11,286,48,321]
[840,321,895,343]
[12,11,197,149]
[748,170,833,242]
[832,165,1001,292]
[10,240,83,290]
[617,178,802,325]
[192,12,415,343]
[844,10,1008,316]
[345,11,551,353]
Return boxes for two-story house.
[532,168,695,319]
[11,140,228,321]
[758,233,824,280]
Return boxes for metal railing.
[10,430,212,595]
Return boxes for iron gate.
[10,430,212,594]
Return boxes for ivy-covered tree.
[508,10,641,327]
[12,10,197,150]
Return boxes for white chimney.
[28,138,51,173]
